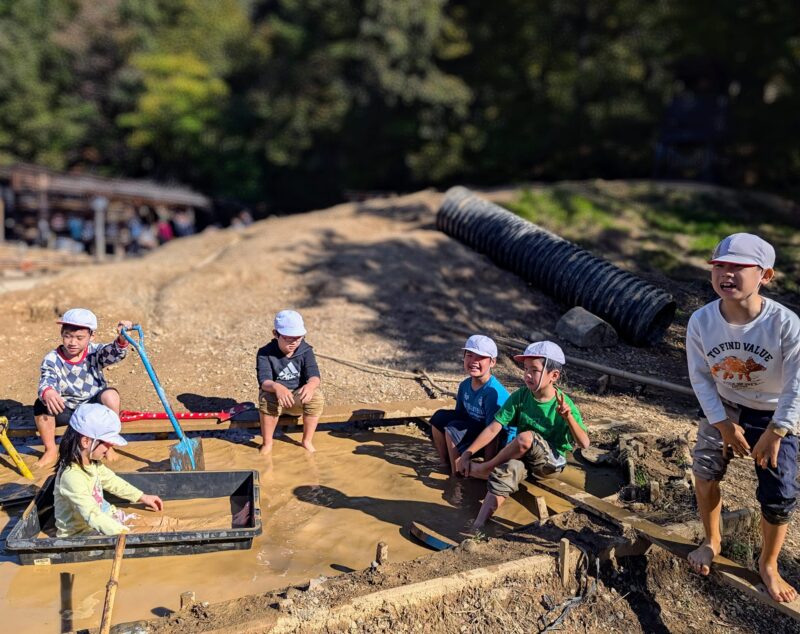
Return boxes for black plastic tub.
[6,470,262,565]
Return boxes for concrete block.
[556,307,618,348]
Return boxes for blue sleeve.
[483,378,509,426]
[454,380,467,414]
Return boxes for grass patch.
[634,465,649,487]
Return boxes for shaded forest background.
[1,0,799,211]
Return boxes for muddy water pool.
[0,428,622,632]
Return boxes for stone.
[555,307,618,348]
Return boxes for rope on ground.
[538,545,598,633]
[315,352,459,397]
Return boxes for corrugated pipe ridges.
[436,187,676,346]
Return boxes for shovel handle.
[121,326,188,446]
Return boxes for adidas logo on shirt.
[277,362,300,382]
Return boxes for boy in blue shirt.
[429,335,509,474]
[458,341,589,529]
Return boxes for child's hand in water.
[139,494,164,512]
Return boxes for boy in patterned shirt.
[34,308,133,467]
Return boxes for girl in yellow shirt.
[54,403,163,537]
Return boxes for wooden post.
[534,496,549,522]
[558,538,571,587]
[375,541,389,565]
[92,196,108,263]
[59,572,74,634]
[180,591,196,610]
[99,533,126,634]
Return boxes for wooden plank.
[535,478,800,621]
[7,398,455,437]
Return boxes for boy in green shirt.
[456,341,590,529]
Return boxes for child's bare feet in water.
[259,441,273,456]
[688,538,720,575]
[759,556,798,602]
[34,448,58,469]
[301,439,316,453]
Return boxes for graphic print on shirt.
[706,341,772,388]
[277,361,300,382]
[462,394,484,421]
[92,476,112,513]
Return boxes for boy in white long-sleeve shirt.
[686,233,800,603]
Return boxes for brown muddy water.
[0,428,623,633]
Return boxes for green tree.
[0,0,93,168]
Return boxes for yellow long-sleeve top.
[54,462,143,537]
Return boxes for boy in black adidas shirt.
[256,310,323,455]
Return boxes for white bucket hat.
[69,403,128,447]
[274,310,307,336]
[710,233,775,269]
[513,340,566,365]
[57,308,98,332]
[462,334,498,359]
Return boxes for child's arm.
[297,349,321,403]
[257,348,295,407]
[555,390,589,449]
[686,316,750,457]
[58,469,130,535]
[752,318,800,468]
[98,464,164,511]
[456,421,503,475]
[38,353,66,414]
[297,376,320,404]
[96,320,132,369]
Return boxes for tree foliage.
[0,1,798,208]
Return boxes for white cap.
[274,310,307,336]
[69,403,128,446]
[513,340,566,365]
[57,308,98,331]
[710,233,775,269]
[463,334,498,359]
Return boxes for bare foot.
[469,461,490,479]
[688,539,720,575]
[301,439,316,453]
[759,557,798,603]
[34,449,58,469]
[259,441,273,456]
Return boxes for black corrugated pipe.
[437,187,676,346]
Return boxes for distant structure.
[0,164,210,260]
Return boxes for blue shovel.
[122,325,205,471]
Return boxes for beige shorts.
[259,388,324,418]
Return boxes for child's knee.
[99,389,120,408]
[516,431,533,452]
[487,460,526,497]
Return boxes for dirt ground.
[1,185,799,632]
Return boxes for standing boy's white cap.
[513,340,566,365]
[57,308,98,331]
[274,310,307,336]
[710,233,775,269]
[69,403,128,446]
[463,335,498,359]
